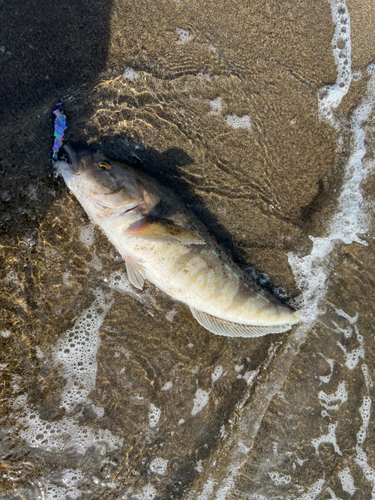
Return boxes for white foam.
[0,330,11,338]
[318,354,334,384]
[225,114,251,130]
[123,68,140,80]
[318,381,347,412]
[312,421,342,456]
[79,223,95,246]
[337,326,364,370]
[52,289,113,414]
[195,460,204,473]
[42,476,83,500]
[176,28,193,45]
[208,97,222,115]
[355,397,375,493]
[199,477,216,500]
[361,364,373,391]
[356,396,371,445]
[211,366,223,382]
[15,394,123,454]
[150,457,168,475]
[243,370,257,386]
[318,0,352,127]
[268,471,291,486]
[148,404,161,428]
[135,484,157,500]
[295,479,325,500]
[288,67,375,324]
[338,467,356,495]
[191,389,210,416]
[161,381,172,391]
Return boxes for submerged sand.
[0,0,374,498]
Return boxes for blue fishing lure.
[52,102,67,161]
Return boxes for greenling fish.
[56,145,300,337]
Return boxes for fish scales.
[56,145,300,337]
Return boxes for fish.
[55,145,300,338]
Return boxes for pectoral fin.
[190,307,292,338]
[126,218,205,246]
[124,255,146,290]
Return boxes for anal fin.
[190,307,293,338]
[124,255,146,290]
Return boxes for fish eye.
[98,162,112,171]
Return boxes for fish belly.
[129,239,295,327]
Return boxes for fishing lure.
[52,102,67,161]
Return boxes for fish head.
[56,145,156,220]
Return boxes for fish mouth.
[120,203,140,216]
[94,200,140,217]
[61,144,80,174]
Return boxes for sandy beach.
[0,0,374,498]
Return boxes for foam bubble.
[14,394,123,454]
[295,478,325,500]
[268,471,291,486]
[195,460,204,473]
[79,223,95,246]
[123,68,140,80]
[354,397,375,491]
[211,365,223,382]
[149,457,168,475]
[148,404,161,428]
[134,484,157,500]
[52,289,113,414]
[191,389,210,416]
[318,0,352,126]
[312,422,342,456]
[242,370,257,386]
[225,114,251,129]
[357,396,371,445]
[318,381,347,412]
[318,354,334,384]
[338,467,356,495]
[288,68,375,324]
[337,326,364,370]
[0,330,11,338]
[161,381,172,391]
[199,477,215,500]
[176,28,193,45]
[361,364,373,391]
[208,97,222,115]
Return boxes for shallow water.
[1,0,375,498]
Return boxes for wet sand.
[0,0,374,498]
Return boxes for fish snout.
[55,144,81,179]
[62,144,80,173]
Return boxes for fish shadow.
[74,135,293,305]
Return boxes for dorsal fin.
[190,307,293,338]
[124,255,146,290]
